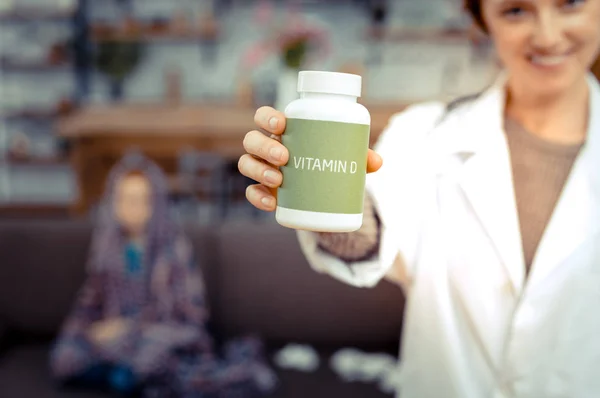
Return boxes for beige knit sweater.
[317,117,583,274]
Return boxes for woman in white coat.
[238,0,600,397]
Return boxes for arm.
[50,270,107,379]
[169,236,210,328]
[60,271,106,337]
[59,228,114,338]
[315,193,381,263]
[297,102,445,290]
[142,235,212,348]
[311,194,411,289]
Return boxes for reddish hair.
[122,169,147,178]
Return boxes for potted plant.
[241,1,330,110]
[94,18,145,101]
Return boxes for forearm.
[316,193,381,262]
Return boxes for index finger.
[254,106,287,135]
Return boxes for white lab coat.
[297,72,600,398]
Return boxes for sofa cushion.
[0,220,93,336]
[0,218,404,349]
[211,220,405,348]
[0,220,216,338]
[0,344,111,398]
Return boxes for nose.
[531,10,562,51]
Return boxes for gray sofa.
[0,219,405,398]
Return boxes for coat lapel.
[457,144,526,295]
[430,73,600,296]
[431,73,526,295]
[527,76,600,291]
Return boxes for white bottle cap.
[297,71,362,98]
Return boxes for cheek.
[115,203,132,220]
[139,206,152,223]
[580,4,600,38]
[132,201,152,224]
[568,13,600,41]
[114,207,131,227]
[580,25,600,54]
[568,23,600,68]
[492,32,527,65]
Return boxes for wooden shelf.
[2,108,59,121]
[4,155,69,167]
[1,58,70,72]
[91,24,219,43]
[2,102,75,121]
[0,7,75,22]
[57,101,417,215]
[365,26,471,42]
[57,101,413,152]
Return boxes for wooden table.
[57,102,409,215]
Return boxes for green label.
[279,118,370,214]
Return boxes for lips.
[527,51,572,67]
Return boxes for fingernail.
[264,170,280,187]
[269,147,284,162]
[269,117,278,130]
[261,196,275,208]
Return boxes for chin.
[528,79,574,98]
[123,225,145,236]
[512,65,585,99]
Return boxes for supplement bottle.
[276,71,371,232]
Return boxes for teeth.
[530,55,567,66]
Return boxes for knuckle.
[256,144,267,158]
[254,106,269,123]
[243,131,269,158]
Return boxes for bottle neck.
[299,92,357,102]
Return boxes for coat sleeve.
[297,102,445,289]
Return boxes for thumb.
[366,149,383,174]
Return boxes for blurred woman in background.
[51,153,274,397]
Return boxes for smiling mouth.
[527,52,572,67]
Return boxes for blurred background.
[0,0,505,221]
